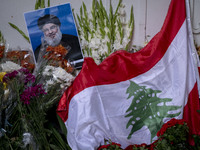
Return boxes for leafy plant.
[0,31,6,44]
[154,119,190,150]
[35,0,50,10]
[75,0,134,64]
[8,23,30,43]
[0,68,72,150]
[98,140,123,150]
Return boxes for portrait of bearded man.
[34,14,83,68]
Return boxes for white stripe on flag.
[66,21,197,149]
[57,0,200,149]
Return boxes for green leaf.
[41,0,45,8]
[56,114,67,136]
[48,0,50,7]
[35,0,40,9]
[8,22,30,43]
[0,31,6,43]
[51,127,71,150]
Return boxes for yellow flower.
[0,72,7,88]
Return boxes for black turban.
[37,14,61,30]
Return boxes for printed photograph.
[24,3,83,69]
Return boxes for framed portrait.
[24,3,83,69]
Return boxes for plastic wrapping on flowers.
[0,41,75,149]
[35,39,76,92]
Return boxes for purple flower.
[18,68,30,74]
[20,84,47,104]
[24,73,36,84]
[3,70,18,82]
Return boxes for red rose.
[157,118,186,136]
[97,142,121,150]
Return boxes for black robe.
[34,34,83,68]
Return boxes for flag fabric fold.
[57,0,200,149]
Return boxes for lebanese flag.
[57,0,200,149]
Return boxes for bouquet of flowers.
[41,44,74,73]
[0,36,74,149]
[75,0,135,64]
[0,65,73,150]
[4,49,35,72]
[36,42,76,91]
[98,118,200,150]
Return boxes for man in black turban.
[35,14,83,68]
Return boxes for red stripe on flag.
[57,0,186,122]
[183,82,200,135]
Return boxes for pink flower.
[20,84,46,104]
[3,70,18,82]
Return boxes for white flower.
[118,8,126,17]
[77,1,134,63]
[1,61,21,72]
[52,67,74,82]
[125,26,132,35]
[42,65,75,88]
[99,44,108,56]
[80,39,88,49]
[95,60,101,65]
[102,35,110,44]
[46,79,54,86]
[89,37,101,49]
[91,50,99,59]
[42,65,54,76]
[113,41,124,50]
[22,133,33,147]
[104,27,109,34]
[88,13,93,21]
[115,31,121,41]
[88,34,92,42]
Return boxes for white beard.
[44,28,62,47]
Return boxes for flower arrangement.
[1,0,200,149]
[0,66,73,149]
[5,50,35,72]
[0,32,35,73]
[0,31,74,149]
[42,44,74,73]
[98,141,122,150]
[75,0,134,64]
[98,118,200,150]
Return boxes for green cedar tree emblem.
[125,81,182,141]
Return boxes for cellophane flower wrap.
[36,39,76,92]
[0,42,74,149]
[0,47,35,73]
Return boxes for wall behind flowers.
[1,0,200,50]
[0,0,173,51]
[0,0,200,48]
